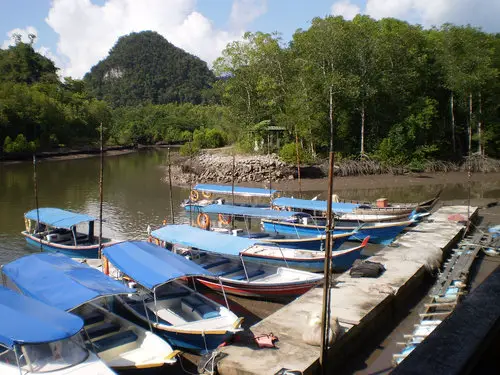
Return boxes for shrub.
[180,141,200,156]
[279,142,314,164]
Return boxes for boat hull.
[23,232,100,258]
[260,232,351,251]
[155,327,234,352]
[261,220,411,246]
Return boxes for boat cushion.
[216,265,244,277]
[92,330,138,353]
[86,322,120,340]
[231,269,266,281]
[181,296,220,319]
[83,311,105,326]
[200,258,230,269]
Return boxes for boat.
[199,204,354,251]
[150,226,324,298]
[2,253,178,371]
[272,194,438,220]
[101,241,244,352]
[152,224,369,272]
[21,208,115,258]
[182,183,279,212]
[0,286,115,375]
[261,216,413,246]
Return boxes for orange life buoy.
[287,207,293,212]
[197,213,211,230]
[275,192,281,198]
[272,205,280,211]
[202,191,213,199]
[103,256,109,275]
[218,213,232,225]
[162,219,167,226]
[147,236,153,243]
[155,238,160,246]
[190,190,199,201]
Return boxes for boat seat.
[231,269,266,281]
[200,258,230,269]
[83,311,105,326]
[181,296,220,320]
[86,322,121,340]
[216,265,244,277]
[92,330,138,353]
[128,302,172,326]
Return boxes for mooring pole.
[32,154,42,252]
[295,128,302,198]
[98,122,104,259]
[320,86,335,374]
[268,153,273,208]
[231,152,235,207]
[167,148,175,224]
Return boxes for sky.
[1,0,499,79]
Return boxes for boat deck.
[217,205,478,375]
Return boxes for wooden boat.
[182,183,278,212]
[152,225,369,272]
[0,286,115,375]
[199,204,354,251]
[150,228,324,298]
[21,208,115,258]
[2,253,177,371]
[261,216,413,246]
[102,241,243,352]
[272,192,440,219]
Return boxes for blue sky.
[1,0,498,78]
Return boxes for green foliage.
[279,142,314,164]
[179,142,200,156]
[84,31,215,107]
[3,133,36,153]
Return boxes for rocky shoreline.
[168,152,298,186]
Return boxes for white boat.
[0,286,115,375]
[2,253,178,371]
[102,241,244,352]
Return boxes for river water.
[1,148,500,265]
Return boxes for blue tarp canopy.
[194,184,277,197]
[272,197,360,213]
[0,286,83,349]
[152,225,258,257]
[102,241,214,290]
[25,208,96,229]
[2,253,134,311]
[201,204,309,220]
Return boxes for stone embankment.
[169,152,297,186]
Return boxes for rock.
[288,174,294,180]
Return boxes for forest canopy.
[1,18,499,166]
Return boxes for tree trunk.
[360,101,365,156]
[468,93,473,155]
[478,92,482,156]
[450,92,455,154]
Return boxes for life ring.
[197,213,211,230]
[287,207,293,212]
[162,219,167,226]
[275,192,281,198]
[202,191,213,199]
[102,256,109,276]
[155,238,160,246]
[272,205,280,211]
[190,190,199,201]
[147,236,153,243]
[218,214,232,225]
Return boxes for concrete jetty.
[217,205,478,375]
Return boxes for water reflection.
[1,149,499,265]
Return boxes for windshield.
[21,334,89,373]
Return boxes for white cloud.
[364,0,500,31]
[331,0,361,20]
[45,0,268,78]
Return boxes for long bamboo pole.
[32,154,42,252]
[320,85,335,374]
[167,148,175,224]
[295,129,302,198]
[98,122,104,259]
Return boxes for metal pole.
[320,86,335,373]
[232,152,235,206]
[167,148,175,224]
[189,150,193,226]
[32,154,42,252]
[268,154,273,208]
[98,122,104,259]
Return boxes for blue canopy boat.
[265,198,415,245]
[22,208,115,258]
[102,241,243,352]
[152,225,368,272]
[182,183,279,212]
[199,204,353,251]
[2,253,177,371]
[0,286,114,375]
